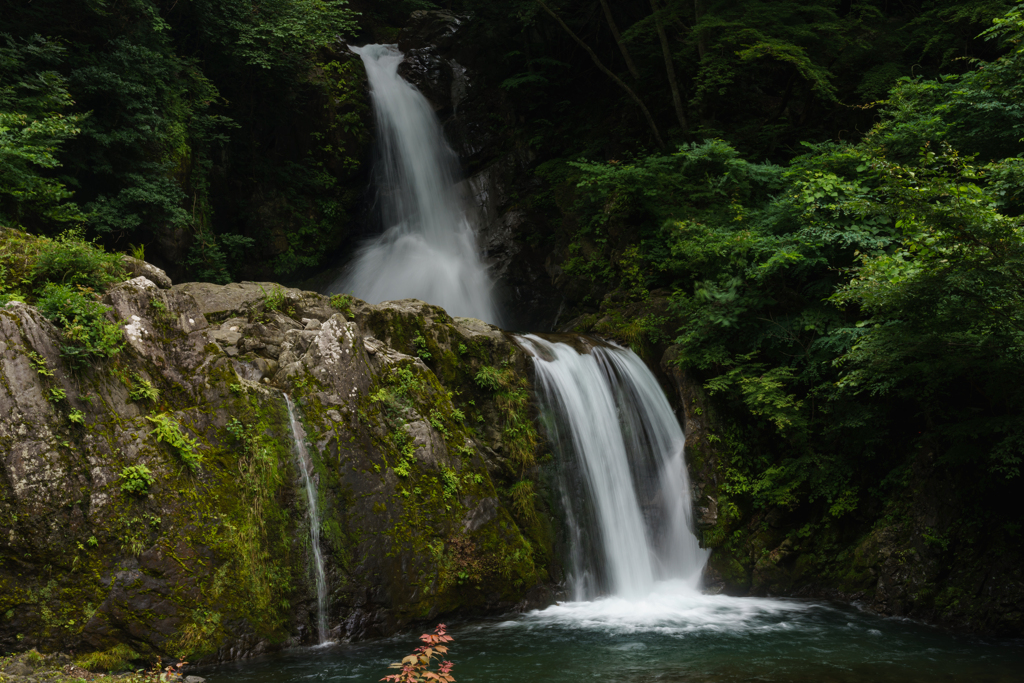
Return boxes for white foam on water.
[516,581,819,636]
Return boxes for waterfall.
[331,44,498,324]
[517,335,708,600]
[284,395,329,644]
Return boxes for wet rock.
[461,497,498,533]
[403,420,450,469]
[694,495,718,530]
[0,225,556,663]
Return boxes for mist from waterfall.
[330,44,498,324]
[517,335,709,600]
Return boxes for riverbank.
[0,650,206,683]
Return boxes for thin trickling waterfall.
[517,335,708,600]
[330,44,498,323]
[284,395,329,644]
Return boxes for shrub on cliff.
[31,229,125,292]
[35,282,124,369]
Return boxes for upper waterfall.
[330,44,498,324]
[518,335,709,600]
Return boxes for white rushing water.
[330,44,498,323]
[512,580,816,635]
[284,395,330,645]
[517,335,709,603]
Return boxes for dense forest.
[2,0,1024,652]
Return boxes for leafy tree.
[548,3,1024,559]
[0,0,364,282]
[0,35,83,229]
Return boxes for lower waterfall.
[516,335,709,600]
[284,395,329,645]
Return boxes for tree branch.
[598,0,640,80]
[652,0,688,133]
[536,0,664,147]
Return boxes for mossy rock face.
[0,237,557,663]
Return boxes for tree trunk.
[694,0,708,59]
[536,0,664,147]
[652,0,688,133]
[598,0,640,80]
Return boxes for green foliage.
[475,363,538,474]
[67,408,84,424]
[35,283,124,369]
[440,466,460,502]
[128,373,159,403]
[119,464,155,496]
[193,0,358,71]
[547,2,1024,560]
[74,644,141,674]
[32,229,125,292]
[508,479,536,521]
[2,0,365,282]
[260,285,292,314]
[370,364,426,416]
[221,407,291,629]
[147,413,202,472]
[0,35,83,229]
[473,365,505,392]
[169,608,224,661]
[390,428,418,478]
[413,333,432,360]
[330,293,354,317]
[27,350,51,376]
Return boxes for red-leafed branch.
[381,624,455,683]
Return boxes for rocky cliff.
[0,237,558,665]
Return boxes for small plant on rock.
[119,464,155,495]
[36,283,124,369]
[128,373,160,402]
[382,624,454,683]
[330,293,354,317]
[260,285,293,316]
[27,351,53,376]
[390,428,418,477]
[412,333,432,360]
[147,413,202,472]
[473,363,538,474]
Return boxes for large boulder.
[0,279,556,663]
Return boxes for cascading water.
[284,395,329,645]
[517,335,708,600]
[330,44,498,323]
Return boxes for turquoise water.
[199,584,1023,683]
